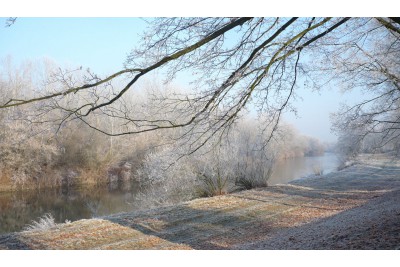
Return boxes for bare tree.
[317,18,400,154]
[1,17,399,152]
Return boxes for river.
[0,153,340,234]
[269,152,340,185]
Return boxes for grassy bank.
[1,155,399,249]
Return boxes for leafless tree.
[316,18,400,154]
[1,17,399,153]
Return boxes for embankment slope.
[1,155,399,249]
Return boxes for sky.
[0,17,368,143]
[0,18,146,74]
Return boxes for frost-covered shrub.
[312,165,324,176]
[136,145,199,206]
[135,120,278,205]
[197,170,228,197]
[234,162,273,190]
[0,121,60,188]
[231,121,275,190]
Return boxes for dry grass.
[0,171,13,192]
[1,157,399,250]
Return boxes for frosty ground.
[0,154,399,250]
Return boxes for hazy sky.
[0,17,367,143]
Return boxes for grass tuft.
[312,166,324,176]
[235,167,272,190]
[23,213,57,232]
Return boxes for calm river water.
[0,153,339,234]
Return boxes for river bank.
[0,154,399,249]
[0,153,340,234]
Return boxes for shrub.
[312,165,324,176]
[235,166,272,190]
[197,171,228,197]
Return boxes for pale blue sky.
[0,17,365,143]
[0,18,146,74]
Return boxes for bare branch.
[5,17,17,27]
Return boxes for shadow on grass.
[0,233,31,250]
[105,202,274,249]
[103,164,400,249]
[1,163,399,250]
[240,189,400,250]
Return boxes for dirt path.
[1,155,399,249]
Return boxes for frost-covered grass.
[0,155,398,250]
[23,214,72,232]
[23,213,57,232]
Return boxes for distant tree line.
[0,58,325,194]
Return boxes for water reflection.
[0,181,142,234]
[269,153,339,185]
[0,153,340,235]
